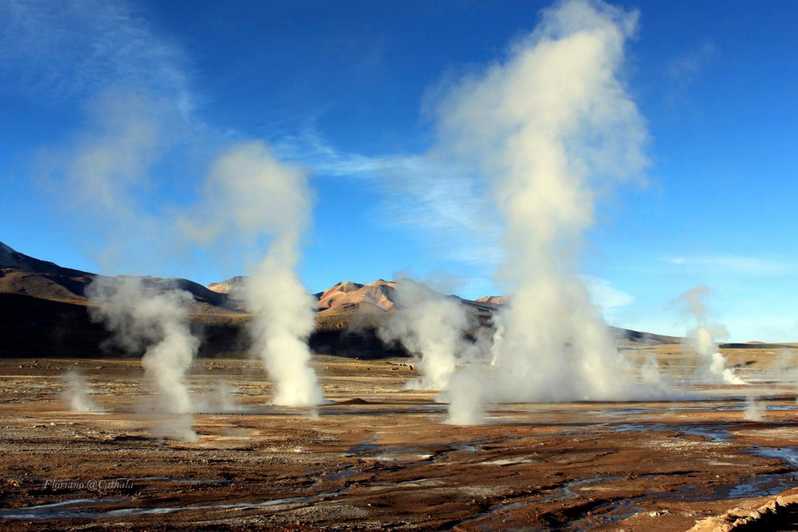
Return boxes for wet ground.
[2,349,798,530]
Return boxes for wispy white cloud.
[582,275,635,319]
[273,128,503,267]
[0,0,193,114]
[5,0,215,272]
[666,255,794,275]
[666,40,717,93]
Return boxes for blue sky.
[1,0,796,341]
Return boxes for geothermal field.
[3,0,796,530]
[3,347,798,530]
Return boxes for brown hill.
[475,295,509,306]
[204,276,680,348]
[207,276,246,295]
[1,241,687,358]
[0,242,244,357]
[0,242,238,314]
[318,280,397,312]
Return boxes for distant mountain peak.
[1,240,31,268]
[318,279,397,312]
[207,276,247,294]
[332,281,364,292]
[0,241,86,276]
[475,295,508,306]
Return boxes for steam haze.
[678,285,745,385]
[431,0,664,422]
[378,279,473,391]
[88,276,199,440]
[184,141,323,406]
[61,370,102,413]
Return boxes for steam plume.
[743,396,765,421]
[639,355,664,386]
[182,141,323,406]
[378,279,472,390]
[245,251,322,406]
[446,365,486,425]
[38,89,192,271]
[678,286,745,385]
[61,370,103,412]
[195,382,242,413]
[89,276,199,440]
[429,0,661,423]
[769,350,798,407]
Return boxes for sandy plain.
[2,347,798,530]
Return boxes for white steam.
[61,370,103,412]
[678,286,745,385]
[743,396,765,421]
[194,382,242,413]
[639,355,664,386]
[768,351,798,408]
[38,89,191,271]
[182,141,323,406]
[378,279,472,390]
[60,91,164,215]
[245,252,322,406]
[429,0,662,423]
[446,365,486,425]
[88,276,199,440]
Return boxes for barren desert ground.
[2,348,798,530]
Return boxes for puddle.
[768,405,798,412]
[135,476,233,486]
[720,447,798,499]
[724,472,798,499]
[681,426,729,442]
[451,443,480,453]
[710,405,746,412]
[540,476,620,503]
[325,466,359,481]
[358,478,445,492]
[480,456,540,466]
[612,423,729,442]
[566,498,644,530]
[670,446,798,503]
[667,405,713,412]
[601,408,654,417]
[614,423,669,433]
[379,453,431,461]
[0,498,125,520]
[345,442,381,456]
[454,475,620,528]
[0,491,343,521]
[753,447,798,467]
[345,442,431,461]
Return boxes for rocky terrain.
[2,349,798,530]
[4,242,798,529]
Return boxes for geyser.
[378,279,472,390]
[744,396,765,421]
[429,0,665,423]
[678,285,745,385]
[88,276,199,440]
[184,141,323,406]
[61,370,102,413]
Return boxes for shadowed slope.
[1,242,777,358]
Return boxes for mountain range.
[0,241,681,357]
